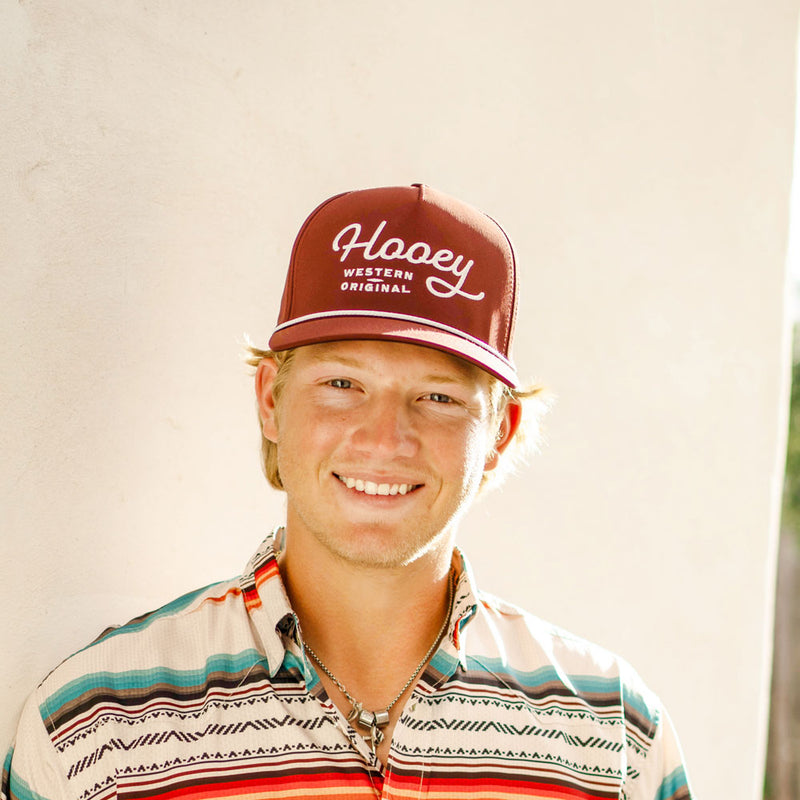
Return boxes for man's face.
[257,340,514,570]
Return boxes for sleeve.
[1,693,74,800]
[625,700,694,800]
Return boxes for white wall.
[1,3,796,798]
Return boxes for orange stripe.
[200,586,243,606]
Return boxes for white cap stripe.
[272,309,514,367]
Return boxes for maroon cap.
[269,184,519,386]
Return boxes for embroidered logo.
[332,221,485,301]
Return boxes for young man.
[3,185,693,799]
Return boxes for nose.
[350,392,418,458]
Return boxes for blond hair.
[244,343,549,492]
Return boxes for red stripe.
[243,558,280,610]
[120,771,379,800]
[119,767,613,800]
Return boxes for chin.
[324,525,447,571]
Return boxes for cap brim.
[269,316,519,387]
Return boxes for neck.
[276,517,455,709]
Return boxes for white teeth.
[337,475,415,496]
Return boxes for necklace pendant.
[373,709,390,728]
[355,708,390,754]
[356,707,390,730]
[367,723,383,754]
[347,701,363,723]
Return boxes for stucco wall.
[1,3,796,798]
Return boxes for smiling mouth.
[335,473,421,496]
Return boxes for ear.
[255,357,280,443]
[484,399,522,472]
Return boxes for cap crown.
[269,184,519,385]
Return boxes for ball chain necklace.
[304,576,454,755]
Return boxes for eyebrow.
[304,349,364,369]
[305,346,482,386]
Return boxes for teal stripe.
[283,650,319,689]
[41,648,266,717]
[3,753,52,800]
[429,647,460,675]
[656,765,689,800]
[86,581,229,647]
[1,747,12,799]
[460,655,623,696]
[621,682,656,725]
[431,652,656,724]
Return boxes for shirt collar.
[239,528,482,678]
[444,544,481,671]
[238,527,304,678]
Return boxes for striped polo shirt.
[3,529,692,800]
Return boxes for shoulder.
[469,590,663,738]
[453,590,693,797]
[476,588,647,675]
[33,575,258,739]
[5,576,264,799]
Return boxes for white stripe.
[272,309,513,366]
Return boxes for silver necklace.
[304,576,454,755]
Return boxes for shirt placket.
[380,567,478,800]
[288,625,389,796]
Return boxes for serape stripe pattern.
[2,531,692,800]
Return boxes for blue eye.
[427,393,453,404]
[328,378,352,389]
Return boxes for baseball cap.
[268,183,519,386]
